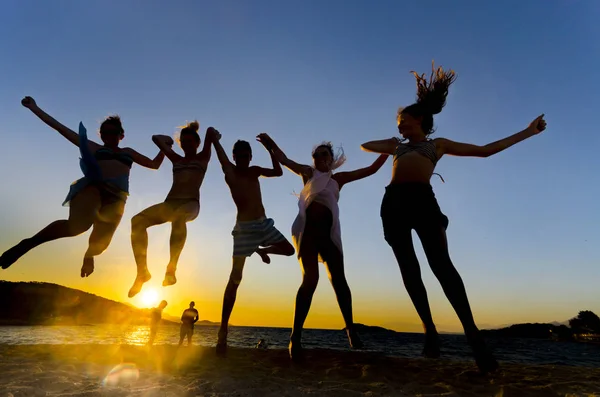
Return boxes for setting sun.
[139,289,159,308]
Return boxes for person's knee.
[301,272,319,290]
[67,219,93,236]
[131,214,149,232]
[281,242,295,256]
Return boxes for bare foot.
[255,249,271,264]
[0,239,32,270]
[467,331,499,374]
[346,327,364,349]
[216,328,228,357]
[289,340,304,362]
[162,270,177,287]
[80,257,95,278]
[128,270,152,298]
[422,332,441,358]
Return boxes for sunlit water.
[0,325,598,367]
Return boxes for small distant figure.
[179,301,199,346]
[256,339,268,349]
[148,300,168,346]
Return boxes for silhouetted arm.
[256,133,312,178]
[152,135,180,163]
[22,96,99,150]
[360,138,398,155]
[198,128,215,162]
[437,115,547,158]
[333,154,389,189]
[253,144,283,178]
[212,137,234,174]
[125,148,166,169]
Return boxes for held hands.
[256,133,275,151]
[207,127,222,142]
[527,114,547,135]
[21,96,37,109]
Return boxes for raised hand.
[165,136,174,146]
[21,96,37,109]
[256,133,275,151]
[527,114,547,135]
[207,127,222,142]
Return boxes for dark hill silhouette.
[0,281,220,326]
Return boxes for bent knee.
[283,242,295,256]
[67,220,93,236]
[131,214,149,230]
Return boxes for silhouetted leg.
[187,329,192,346]
[289,240,319,360]
[163,220,187,287]
[217,256,246,355]
[385,228,440,358]
[321,242,362,349]
[416,223,498,373]
[0,186,100,269]
[129,203,172,297]
[178,325,186,346]
[164,201,199,286]
[255,239,295,264]
[81,199,125,278]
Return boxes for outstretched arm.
[333,154,389,189]
[210,129,234,173]
[152,134,180,162]
[21,96,99,150]
[125,148,166,169]
[253,134,283,177]
[437,114,547,158]
[360,137,398,155]
[256,133,312,178]
[198,128,214,162]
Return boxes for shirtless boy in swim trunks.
[211,129,295,354]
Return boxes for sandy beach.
[0,345,598,396]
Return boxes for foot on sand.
[255,249,271,264]
[162,270,177,287]
[216,328,228,357]
[467,331,499,374]
[422,332,441,358]
[80,257,95,278]
[289,340,305,362]
[128,270,152,298]
[346,327,364,349]
[0,239,32,270]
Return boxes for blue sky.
[1,0,599,331]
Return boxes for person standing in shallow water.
[179,301,199,347]
[128,123,217,298]
[148,300,168,346]
[0,97,166,277]
[211,130,295,355]
[258,133,389,361]
[360,63,547,374]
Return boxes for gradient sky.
[1,0,599,333]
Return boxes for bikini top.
[94,147,134,168]
[394,139,439,165]
[173,159,206,174]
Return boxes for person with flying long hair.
[361,63,547,373]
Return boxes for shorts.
[380,183,449,244]
[180,324,194,339]
[232,217,287,257]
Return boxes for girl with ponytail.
[361,63,547,373]
[128,122,218,297]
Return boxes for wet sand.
[0,344,598,396]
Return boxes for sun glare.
[140,289,159,308]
